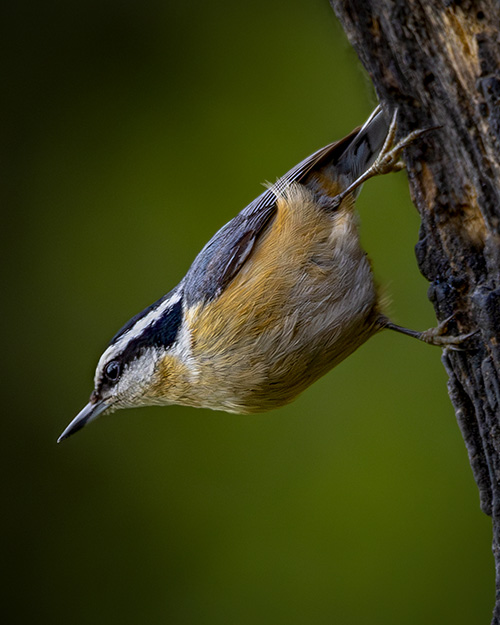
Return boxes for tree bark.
[329,0,500,621]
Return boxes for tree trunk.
[329,0,500,621]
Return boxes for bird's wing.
[182,117,377,307]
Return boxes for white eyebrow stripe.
[96,290,183,377]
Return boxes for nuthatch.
[58,107,469,442]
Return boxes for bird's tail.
[335,105,389,190]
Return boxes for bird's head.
[58,290,185,442]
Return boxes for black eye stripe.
[108,287,180,346]
[118,298,183,363]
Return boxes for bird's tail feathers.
[335,105,389,188]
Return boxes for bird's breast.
[179,185,380,413]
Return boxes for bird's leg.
[332,110,437,208]
[382,316,477,349]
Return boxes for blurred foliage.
[1,1,492,624]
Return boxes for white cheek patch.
[113,347,160,407]
[170,319,199,378]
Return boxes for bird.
[58,106,469,443]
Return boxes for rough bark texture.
[329,0,500,621]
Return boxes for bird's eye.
[104,360,121,383]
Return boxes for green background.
[3,0,492,623]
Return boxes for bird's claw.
[419,315,478,349]
[332,109,439,206]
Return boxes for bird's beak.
[57,399,109,443]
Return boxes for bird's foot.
[383,316,477,350]
[332,109,438,207]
